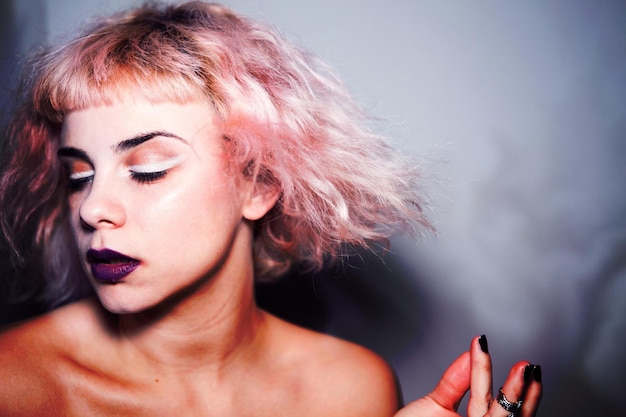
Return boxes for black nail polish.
[524,364,533,382]
[533,365,542,382]
[479,334,489,353]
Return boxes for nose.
[78,178,127,231]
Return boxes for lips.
[87,248,140,283]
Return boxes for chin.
[94,286,159,315]
[97,298,143,315]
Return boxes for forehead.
[61,99,222,147]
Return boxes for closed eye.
[68,170,94,192]
[128,158,182,184]
[130,170,168,184]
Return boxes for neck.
[112,240,267,373]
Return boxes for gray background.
[1,1,625,415]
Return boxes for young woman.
[0,2,542,416]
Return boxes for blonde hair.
[0,1,431,306]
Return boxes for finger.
[428,351,471,411]
[467,335,492,417]
[519,365,543,417]
[485,361,531,417]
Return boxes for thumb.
[428,351,471,411]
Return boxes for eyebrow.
[113,131,188,153]
[57,131,188,161]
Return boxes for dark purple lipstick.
[87,248,140,283]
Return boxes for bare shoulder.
[0,298,105,415]
[0,297,104,350]
[263,314,401,417]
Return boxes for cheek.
[149,179,242,232]
[146,185,244,271]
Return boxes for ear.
[242,181,281,221]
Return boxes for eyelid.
[128,156,184,173]
[69,169,95,180]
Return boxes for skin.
[0,100,399,416]
[397,336,543,417]
[0,99,542,417]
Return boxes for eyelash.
[129,170,168,184]
[66,169,169,192]
[68,175,93,193]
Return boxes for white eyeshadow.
[128,156,184,173]
[69,170,94,180]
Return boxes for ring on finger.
[497,388,522,416]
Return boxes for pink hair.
[0,1,431,306]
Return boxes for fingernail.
[524,364,533,382]
[532,365,542,382]
[479,334,489,353]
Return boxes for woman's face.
[59,99,265,314]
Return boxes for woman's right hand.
[395,336,542,417]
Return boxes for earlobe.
[242,182,281,221]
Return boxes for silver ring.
[497,388,522,416]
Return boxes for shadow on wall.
[539,234,626,414]
[256,248,431,363]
